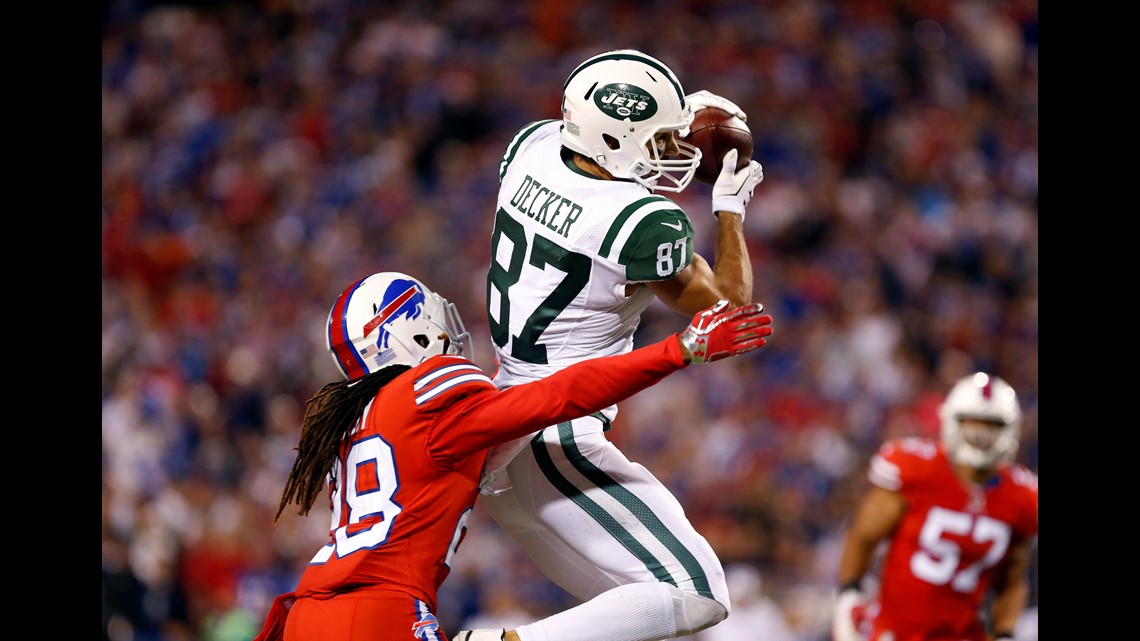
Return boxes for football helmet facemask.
[326,272,470,381]
[938,372,1021,469]
[560,49,700,192]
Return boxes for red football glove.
[679,300,773,364]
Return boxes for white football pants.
[478,415,730,641]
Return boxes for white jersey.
[482,120,695,489]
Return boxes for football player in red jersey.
[250,272,773,641]
[832,372,1038,641]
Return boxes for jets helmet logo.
[593,83,657,121]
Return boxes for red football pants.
[283,589,448,641]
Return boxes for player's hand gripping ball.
[680,106,753,185]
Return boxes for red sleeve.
[429,335,686,460]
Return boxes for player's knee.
[692,593,729,629]
[665,585,728,636]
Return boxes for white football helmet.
[326,272,470,381]
[560,49,701,192]
[938,372,1021,469]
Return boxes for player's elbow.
[720,288,756,310]
[713,279,752,308]
[725,291,751,308]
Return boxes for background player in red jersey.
[250,272,773,641]
[832,372,1038,641]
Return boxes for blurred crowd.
[101,1,1038,640]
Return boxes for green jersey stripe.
[563,52,685,105]
[500,119,558,181]
[532,424,715,599]
[531,426,675,587]
[599,196,678,263]
[617,208,688,267]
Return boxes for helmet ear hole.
[413,335,430,348]
[603,134,620,150]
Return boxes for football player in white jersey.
[457,50,766,641]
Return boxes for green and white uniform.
[489,119,695,378]
[483,118,697,487]
[480,121,730,639]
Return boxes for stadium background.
[101,1,1038,639]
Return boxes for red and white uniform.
[864,437,1038,641]
[256,336,685,641]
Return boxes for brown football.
[680,106,753,185]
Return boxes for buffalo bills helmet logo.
[327,272,464,380]
[362,278,426,353]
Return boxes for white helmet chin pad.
[326,272,470,381]
[560,49,700,193]
[938,372,1021,468]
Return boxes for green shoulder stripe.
[499,119,558,181]
[620,209,693,281]
[599,196,693,281]
[600,196,674,258]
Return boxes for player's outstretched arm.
[431,301,773,458]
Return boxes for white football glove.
[680,89,748,137]
[832,587,868,641]
[712,148,764,218]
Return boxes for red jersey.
[864,437,1038,641]
[290,337,685,612]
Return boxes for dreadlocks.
[274,365,410,523]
